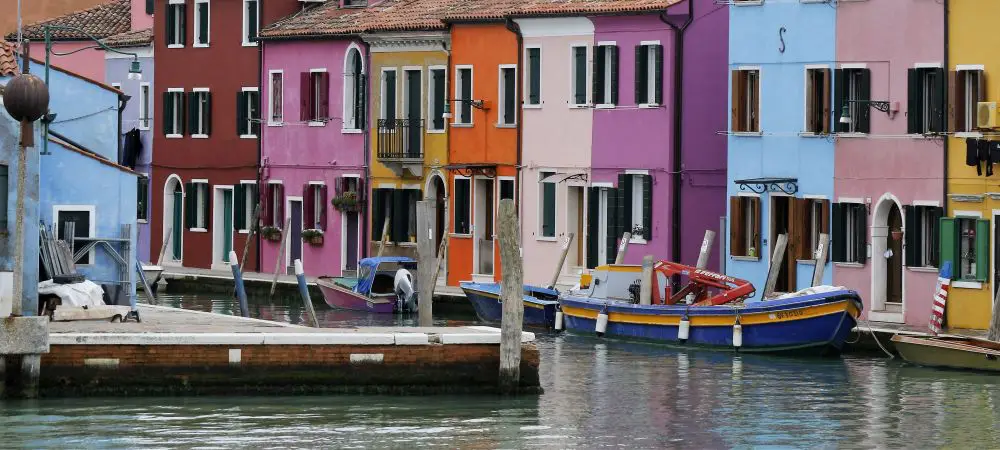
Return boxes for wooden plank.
[52,305,132,322]
[811,233,830,287]
[269,218,293,298]
[548,233,574,289]
[763,233,788,298]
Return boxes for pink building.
[833,0,945,326]
[259,19,369,276]
[15,0,151,82]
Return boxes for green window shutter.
[593,46,605,105]
[609,45,619,105]
[907,68,921,133]
[642,175,652,240]
[606,188,619,264]
[929,207,943,267]
[371,189,384,239]
[251,92,261,136]
[204,92,212,136]
[178,92,187,135]
[198,3,208,44]
[855,204,868,264]
[236,92,248,136]
[653,45,664,105]
[587,187,600,268]
[859,69,872,133]
[432,70,445,129]
[542,176,556,238]
[392,189,407,243]
[234,184,246,230]
[528,48,540,105]
[574,47,587,104]
[179,5,186,46]
[635,45,648,105]
[831,203,845,262]
[187,92,197,135]
[247,0,258,41]
[184,182,195,229]
[904,205,919,267]
[201,184,211,229]
[938,217,956,275]
[931,68,946,133]
[620,173,632,235]
[976,219,989,281]
[833,69,846,133]
[162,92,173,135]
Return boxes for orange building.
[444,20,519,286]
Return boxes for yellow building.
[365,32,451,265]
[945,1,1000,329]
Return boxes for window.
[302,70,329,124]
[540,171,556,238]
[500,178,515,201]
[303,183,328,230]
[344,49,366,131]
[371,188,420,243]
[499,65,517,126]
[194,0,209,47]
[571,46,588,106]
[237,88,260,137]
[162,89,185,136]
[185,181,209,230]
[636,43,663,106]
[234,182,257,232]
[455,66,472,125]
[835,68,871,133]
[264,183,284,228]
[804,68,831,134]
[907,67,945,134]
[593,44,619,107]
[0,165,8,230]
[429,67,446,131]
[242,0,258,46]
[380,68,397,122]
[188,89,211,137]
[137,175,149,222]
[729,196,761,258]
[619,173,652,241]
[269,71,283,124]
[139,82,151,130]
[166,1,186,47]
[454,178,471,234]
[904,205,943,268]
[953,68,985,133]
[55,207,95,265]
[832,203,867,264]
[939,216,988,282]
[731,69,760,132]
[795,199,829,260]
[525,47,541,106]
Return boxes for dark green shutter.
[587,187,599,268]
[146,0,154,15]
[432,70,444,129]
[931,68,946,133]
[204,92,212,136]
[976,219,989,281]
[833,69,846,133]
[372,189,385,239]
[178,91,187,135]
[162,92,173,135]
[179,5,186,46]
[606,188,619,264]
[198,3,208,44]
[620,173,632,236]
[234,184,246,230]
[831,203,845,262]
[907,68,920,134]
[504,68,515,124]
[858,69,872,133]
[201,184,210,229]
[593,46,606,105]
[635,45,648,105]
[358,74,367,129]
[247,0,258,42]
[528,48,540,105]
[642,175,652,240]
[929,207,942,267]
[574,47,587,104]
[184,182,195,228]
[855,204,868,263]
[542,176,555,237]
[939,217,956,274]
[166,5,176,45]
[392,189,407,243]
[653,45,663,105]
[904,205,919,267]
[236,92,248,136]
[386,71,397,122]
[187,92,197,135]
[250,92,261,136]
[610,46,619,105]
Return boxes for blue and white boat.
[460,282,559,329]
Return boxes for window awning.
[443,164,497,178]
[540,173,589,184]
[733,177,798,195]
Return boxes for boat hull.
[317,279,395,314]
[460,282,558,329]
[893,335,1000,372]
[560,290,862,355]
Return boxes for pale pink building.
[833,0,945,326]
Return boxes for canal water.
[4,293,1000,449]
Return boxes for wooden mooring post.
[497,199,524,394]
[239,203,261,273]
[989,279,1000,341]
[416,201,435,327]
[269,218,292,298]
[614,232,632,264]
[548,233,574,289]
[639,255,654,305]
[229,251,250,318]
[696,230,716,270]
[376,219,390,258]
[294,259,319,328]
[763,234,788,298]
[811,233,830,287]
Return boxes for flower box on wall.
[332,191,361,212]
[261,226,282,242]
[302,228,324,246]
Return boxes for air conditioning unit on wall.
[978,102,998,129]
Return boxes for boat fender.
[732,322,743,349]
[554,310,564,331]
[678,316,690,342]
[596,311,609,337]
[394,269,418,312]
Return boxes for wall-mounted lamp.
[128,59,143,81]
[839,100,897,125]
[442,98,489,120]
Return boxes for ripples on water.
[3,293,1000,448]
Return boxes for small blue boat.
[460,282,560,329]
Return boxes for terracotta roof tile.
[446,0,679,21]
[0,40,18,76]
[11,0,131,41]
[100,27,153,48]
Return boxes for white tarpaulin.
[38,280,105,308]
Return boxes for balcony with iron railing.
[376,119,424,177]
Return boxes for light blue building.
[0,49,138,313]
[726,2,836,298]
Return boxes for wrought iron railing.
[377,119,424,160]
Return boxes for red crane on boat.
[649,261,755,306]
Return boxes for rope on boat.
[859,317,895,359]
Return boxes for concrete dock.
[848,321,987,356]
[39,305,540,397]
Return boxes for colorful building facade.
[726,0,836,299]
[833,0,945,326]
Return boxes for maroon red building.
[151,0,298,271]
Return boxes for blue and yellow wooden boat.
[559,262,863,355]
[460,282,559,329]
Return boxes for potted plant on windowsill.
[261,226,282,242]
[302,228,324,246]
[332,191,360,212]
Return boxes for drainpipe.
[659,0,694,278]
[943,0,949,216]
[505,18,524,228]
[362,38,372,258]
[117,92,130,165]
[257,37,264,271]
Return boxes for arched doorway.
[426,172,447,283]
[871,194,904,320]
[162,175,184,263]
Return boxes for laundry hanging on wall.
[121,128,143,170]
[966,138,995,176]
